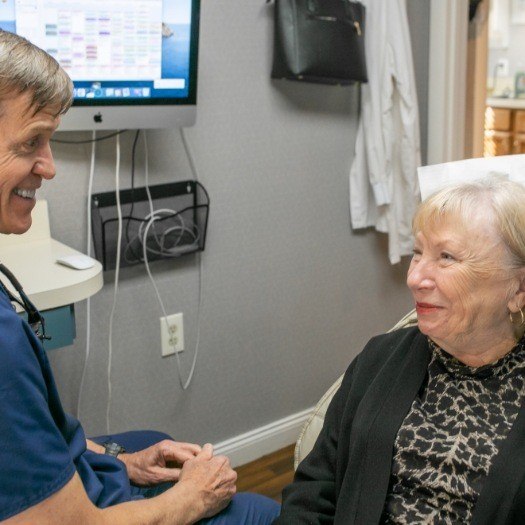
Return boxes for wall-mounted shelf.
[91,180,209,271]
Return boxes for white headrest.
[417,154,525,201]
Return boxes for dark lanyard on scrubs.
[0,263,50,342]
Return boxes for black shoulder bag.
[270,0,367,85]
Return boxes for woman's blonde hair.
[0,30,73,115]
[413,175,525,269]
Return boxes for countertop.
[486,97,525,110]
[0,200,103,311]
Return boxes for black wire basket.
[91,180,209,271]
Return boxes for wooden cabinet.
[515,110,525,133]
[485,107,525,156]
[484,130,512,156]
[514,133,525,154]
[485,107,511,131]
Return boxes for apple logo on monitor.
[93,112,103,123]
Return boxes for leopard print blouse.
[381,338,525,524]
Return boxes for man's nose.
[33,144,56,180]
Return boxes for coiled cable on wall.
[123,208,200,264]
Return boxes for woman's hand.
[177,443,237,519]
[120,440,202,486]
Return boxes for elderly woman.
[276,176,525,524]
[0,30,279,524]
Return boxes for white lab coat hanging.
[349,0,421,264]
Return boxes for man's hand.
[6,443,237,525]
[176,443,237,519]
[120,440,202,486]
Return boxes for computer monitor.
[0,0,200,131]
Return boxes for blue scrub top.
[0,284,136,520]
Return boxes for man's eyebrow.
[27,123,58,133]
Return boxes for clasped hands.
[120,440,202,486]
[120,441,237,517]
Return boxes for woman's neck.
[432,333,519,367]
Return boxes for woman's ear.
[509,271,525,313]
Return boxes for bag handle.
[306,13,362,35]
[265,0,363,35]
[306,0,362,34]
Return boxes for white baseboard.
[213,407,314,468]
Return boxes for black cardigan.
[275,327,525,524]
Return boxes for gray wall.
[407,0,430,164]
[43,0,429,443]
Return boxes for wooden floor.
[235,444,295,503]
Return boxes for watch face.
[104,442,125,457]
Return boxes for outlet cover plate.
[160,313,184,357]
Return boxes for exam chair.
[294,309,418,468]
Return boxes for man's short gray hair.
[0,30,73,115]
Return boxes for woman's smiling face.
[407,213,521,359]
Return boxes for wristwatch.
[103,441,126,458]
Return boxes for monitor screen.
[0,0,200,130]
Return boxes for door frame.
[427,0,469,164]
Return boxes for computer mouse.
[56,254,95,270]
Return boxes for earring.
[510,308,525,325]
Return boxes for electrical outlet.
[497,58,509,77]
[160,313,184,357]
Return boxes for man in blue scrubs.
[0,30,279,524]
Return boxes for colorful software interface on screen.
[0,0,193,102]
